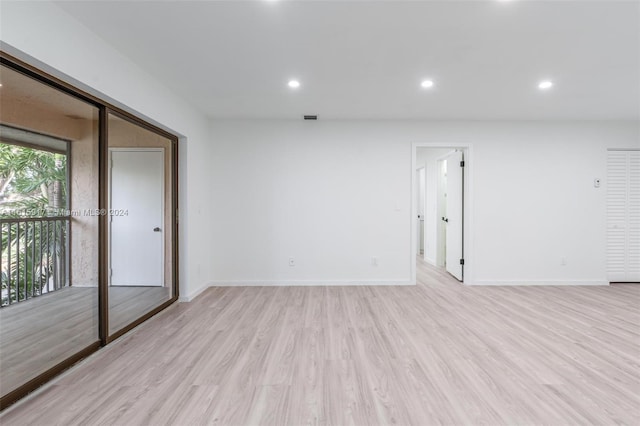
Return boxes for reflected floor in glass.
[0,287,97,396]
[108,286,171,334]
[0,286,169,396]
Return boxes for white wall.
[205,121,410,284]
[0,1,211,300]
[2,1,638,291]
[416,148,452,265]
[207,120,639,286]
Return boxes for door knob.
[153,227,161,232]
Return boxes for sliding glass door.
[0,56,179,408]
[106,112,176,337]
[0,63,100,402]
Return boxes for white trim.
[204,280,413,287]
[424,257,437,267]
[436,150,457,162]
[411,142,474,286]
[472,280,609,286]
[178,283,209,302]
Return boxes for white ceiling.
[56,0,639,120]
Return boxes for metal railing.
[0,216,70,307]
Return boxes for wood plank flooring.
[0,286,170,396]
[1,259,639,425]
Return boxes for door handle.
[442,217,448,223]
[153,227,161,232]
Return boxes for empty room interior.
[0,0,639,425]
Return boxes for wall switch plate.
[594,178,601,188]
[289,258,295,267]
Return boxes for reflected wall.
[107,114,174,335]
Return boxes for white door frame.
[108,147,165,286]
[411,142,474,285]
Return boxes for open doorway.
[412,144,471,284]
[436,157,447,268]
[416,167,425,256]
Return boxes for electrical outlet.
[371,257,378,266]
[289,258,295,267]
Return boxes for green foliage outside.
[0,143,67,218]
[1,142,68,306]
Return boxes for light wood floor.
[0,286,170,396]
[1,259,639,425]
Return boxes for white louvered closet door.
[607,150,640,282]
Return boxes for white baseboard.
[471,280,609,286]
[180,278,607,301]
[204,279,413,287]
[178,284,209,302]
[423,256,437,266]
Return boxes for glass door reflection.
[107,113,175,335]
[0,64,100,400]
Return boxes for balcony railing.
[0,216,70,307]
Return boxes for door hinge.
[460,161,465,167]
[460,259,465,265]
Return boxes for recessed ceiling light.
[288,80,300,89]
[421,80,434,89]
[538,80,553,90]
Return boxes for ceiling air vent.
[303,115,318,120]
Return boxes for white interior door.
[445,150,464,281]
[110,149,164,286]
[607,150,640,282]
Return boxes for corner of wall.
[178,283,210,302]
